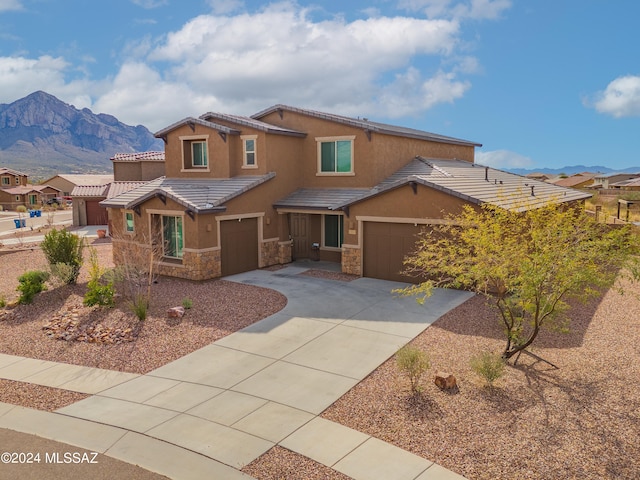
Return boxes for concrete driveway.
[0,262,473,480]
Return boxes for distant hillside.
[507,165,640,176]
[0,91,163,181]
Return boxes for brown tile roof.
[340,157,592,212]
[154,117,241,138]
[252,105,482,147]
[273,188,370,210]
[0,167,28,177]
[106,181,148,199]
[199,112,306,137]
[111,152,165,162]
[71,185,110,197]
[101,174,276,213]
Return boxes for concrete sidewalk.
[0,264,473,480]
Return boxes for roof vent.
[531,185,535,196]
[485,166,489,182]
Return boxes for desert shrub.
[17,270,50,304]
[83,246,115,307]
[396,345,430,393]
[0,295,6,308]
[470,351,506,387]
[182,297,193,309]
[130,294,149,321]
[41,228,83,284]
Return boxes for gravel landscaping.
[322,275,640,480]
[2,239,639,480]
[0,242,286,409]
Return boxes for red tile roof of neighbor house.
[111,152,165,162]
[2,184,59,194]
[71,184,110,197]
[0,167,28,177]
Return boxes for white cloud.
[591,75,640,118]
[0,0,22,12]
[475,149,534,169]
[1,1,509,131]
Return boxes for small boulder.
[167,306,185,318]
[434,372,457,390]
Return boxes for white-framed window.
[162,215,184,259]
[323,214,344,249]
[29,194,37,205]
[316,136,355,175]
[124,211,135,233]
[15,195,21,202]
[1,177,9,185]
[242,135,257,168]
[15,177,20,185]
[180,135,209,171]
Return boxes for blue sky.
[1,0,639,170]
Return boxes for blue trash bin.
[14,219,22,228]
[35,210,41,217]
[29,210,36,218]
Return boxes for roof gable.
[252,104,481,147]
[199,112,306,137]
[154,117,241,138]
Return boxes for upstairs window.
[317,136,354,174]
[15,177,20,185]
[180,136,209,171]
[242,136,257,168]
[1,177,9,185]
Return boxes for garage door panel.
[363,222,425,283]
[221,218,259,277]
[86,200,108,225]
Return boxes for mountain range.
[1,91,638,182]
[0,91,163,181]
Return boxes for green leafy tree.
[40,228,84,284]
[399,201,639,360]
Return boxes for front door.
[290,213,309,259]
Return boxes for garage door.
[85,200,108,225]
[363,222,425,283]
[220,218,259,276]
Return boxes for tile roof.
[101,174,276,213]
[551,173,597,188]
[111,151,165,162]
[2,185,46,195]
[340,157,592,212]
[71,184,110,197]
[106,181,148,199]
[199,112,306,137]
[154,117,241,138]
[44,174,114,186]
[252,105,481,147]
[0,167,28,177]
[273,188,370,210]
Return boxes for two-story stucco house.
[102,105,591,283]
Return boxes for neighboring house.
[112,151,165,182]
[0,167,60,210]
[587,172,640,190]
[0,167,29,188]
[551,172,598,189]
[102,105,591,283]
[525,172,550,182]
[42,174,114,197]
[609,177,640,191]
[0,184,61,211]
[72,181,146,226]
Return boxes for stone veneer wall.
[341,245,361,275]
[112,239,221,281]
[278,240,293,265]
[260,239,280,268]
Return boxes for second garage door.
[220,218,259,277]
[363,222,425,283]
[86,200,108,225]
